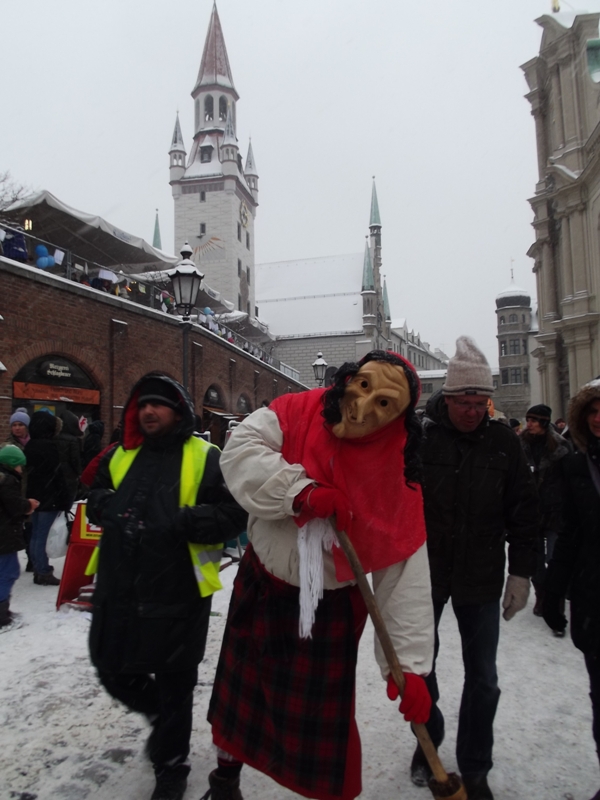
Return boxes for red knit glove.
[294,484,352,533]
[387,673,431,724]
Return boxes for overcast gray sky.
[3,0,599,367]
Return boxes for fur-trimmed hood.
[567,379,600,452]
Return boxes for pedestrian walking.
[24,411,70,586]
[86,372,247,800]
[417,336,538,800]
[520,403,572,622]
[543,379,600,800]
[203,351,434,800]
[0,445,39,632]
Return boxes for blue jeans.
[423,599,501,777]
[0,553,20,603]
[30,511,59,575]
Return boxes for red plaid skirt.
[208,545,368,800]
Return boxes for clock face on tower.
[240,201,249,228]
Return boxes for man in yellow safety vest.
[87,372,247,800]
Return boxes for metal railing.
[0,221,300,382]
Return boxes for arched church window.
[499,316,505,325]
[200,146,213,164]
[204,96,214,121]
[219,96,228,121]
[195,99,200,130]
[509,314,518,323]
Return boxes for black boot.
[34,572,60,586]
[0,600,10,627]
[199,770,243,800]
[463,773,494,800]
[150,769,188,800]
[410,744,433,787]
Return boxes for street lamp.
[166,242,204,320]
[312,351,327,386]
[167,242,205,391]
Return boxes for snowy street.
[0,551,597,800]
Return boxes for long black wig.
[321,350,422,487]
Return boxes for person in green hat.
[0,445,39,632]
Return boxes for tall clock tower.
[170,2,259,316]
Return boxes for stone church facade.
[522,11,600,416]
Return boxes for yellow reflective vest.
[87,436,223,598]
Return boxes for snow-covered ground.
[1,551,598,800]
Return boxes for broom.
[336,527,468,800]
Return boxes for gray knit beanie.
[442,336,494,397]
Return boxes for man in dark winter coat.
[57,409,83,506]
[82,419,105,468]
[520,403,572,620]
[543,379,600,800]
[24,411,70,586]
[416,337,538,800]
[87,372,247,800]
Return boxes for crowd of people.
[0,339,599,800]
[0,406,105,622]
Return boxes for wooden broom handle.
[336,527,449,784]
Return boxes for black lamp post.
[167,242,204,320]
[167,242,204,390]
[312,351,327,386]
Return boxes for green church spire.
[383,279,391,321]
[369,178,381,228]
[362,241,375,291]
[153,209,162,250]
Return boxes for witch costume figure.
[202,350,435,800]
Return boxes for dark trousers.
[423,599,501,777]
[585,653,600,766]
[97,667,198,775]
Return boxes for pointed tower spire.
[169,113,186,182]
[169,113,185,153]
[222,104,236,146]
[361,241,375,291]
[244,139,259,200]
[369,178,381,228]
[194,3,237,95]
[383,279,391,321]
[153,210,162,250]
[245,139,258,176]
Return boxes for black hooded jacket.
[545,381,600,656]
[24,412,70,512]
[87,373,247,673]
[420,391,539,606]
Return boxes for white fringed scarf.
[297,518,338,638]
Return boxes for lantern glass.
[312,352,328,384]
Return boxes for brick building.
[0,258,304,448]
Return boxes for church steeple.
[169,113,186,181]
[194,3,237,95]
[361,240,375,292]
[153,209,162,250]
[369,179,381,229]
[171,3,258,319]
[192,3,239,139]
[244,139,259,200]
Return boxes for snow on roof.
[256,253,364,336]
[4,190,177,270]
[417,369,447,379]
[496,278,530,300]
[193,4,237,95]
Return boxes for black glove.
[542,591,567,634]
